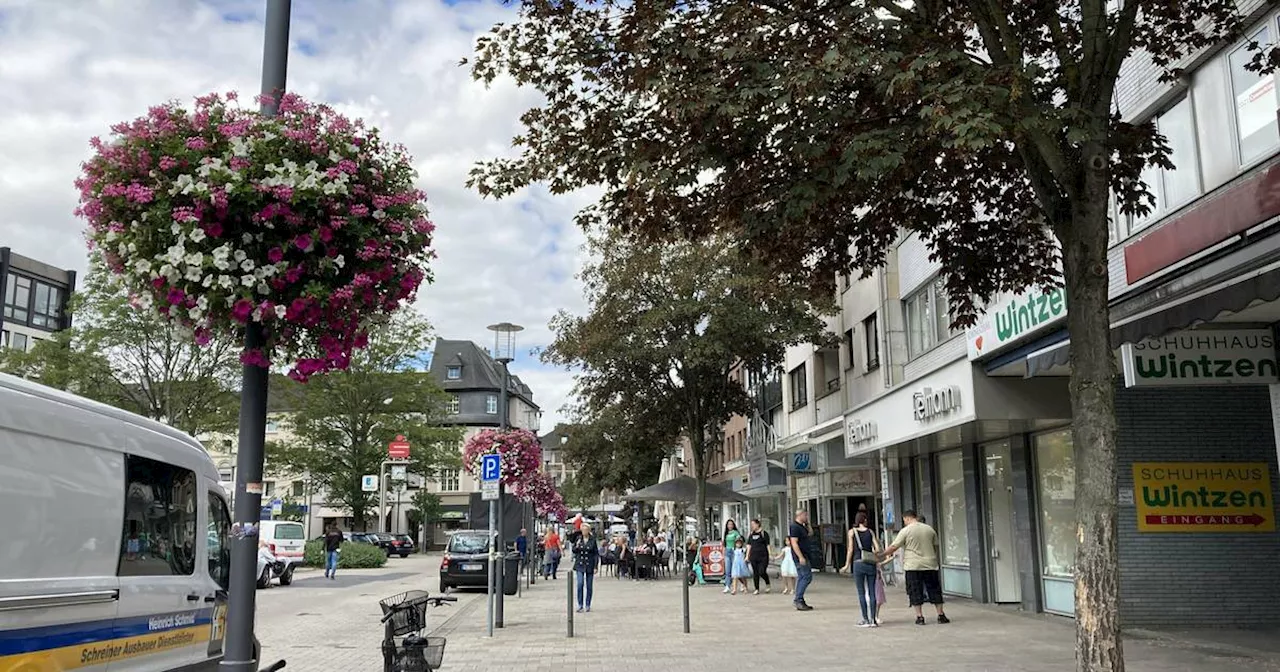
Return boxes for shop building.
[0,248,76,351]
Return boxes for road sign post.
[482,453,501,637]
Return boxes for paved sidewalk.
[434,571,1280,672]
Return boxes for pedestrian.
[323,524,343,580]
[788,509,814,611]
[839,512,884,627]
[881,510,950,626]
[777,543,797,595]
[721,519,742,593]
[729,536,751,595]
[516,527,529,568]
[543,526,562,579]
[745,519,772,595]
[573,523,600,613]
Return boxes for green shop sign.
[1121,328,1279,387]
[966,285,1068,360]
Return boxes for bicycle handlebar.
[379,595,461,623]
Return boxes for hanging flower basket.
[462,428,543,489]
[76,92,435,381]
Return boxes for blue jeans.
[325,550,339,576]
[794,562,814,604]
[854,563,878,621]
[576,570,595,608]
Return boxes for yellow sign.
[1134,462,1276,533]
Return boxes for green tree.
[407,489,444,548]
[543,229,830,536]
[555,407,671,498]
[266,311,460,531]
[557,472,598,514]
[469,3,1280,667]
[1,257,239,437]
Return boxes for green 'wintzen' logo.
[994,287,1067,343]
[1133,354,1279,381]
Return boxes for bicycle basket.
[379,590,431,636]
[381,636,446,672]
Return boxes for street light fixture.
[485,322,523,632]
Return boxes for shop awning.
[805,416,845,445]
[1023,259,1280,377]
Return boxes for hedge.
[303,540,388,569]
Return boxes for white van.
[0,372,261,671]
[255,521,304,587]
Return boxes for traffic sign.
[361,474,379,492]
[390,465,407,481]
[482,479,499,501]
[388,435,411,459]
[481,454,501,482]
[270,498,283,514]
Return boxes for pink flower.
[231,299,254,323]
[202,221,224,238]
[185,137,208,150]
[317,227,334,243]
[159,156,179,170]
[294,234,312,251]
[241,348,272,368]
[166,288,186,305]
[267,247,284,263]
[349,204,369,217]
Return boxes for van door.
[197,489,233,668]
[109,455,209,671]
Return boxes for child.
[777,544,797,595]
[730,537,751,595]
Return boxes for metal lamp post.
[222,3,291,670]
[486,322,523,631]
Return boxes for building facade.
[0,248,76,351]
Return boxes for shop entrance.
[982,440,1022,603]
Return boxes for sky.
[0,0,593,430]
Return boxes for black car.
[439,531,491,593]
[393,534,416,555]
[366,533,412,558]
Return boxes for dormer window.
[446,365,462,380]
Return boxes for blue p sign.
[481,454,502,482]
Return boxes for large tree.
[1,257,239,437]
[469,3,1279,668]
[266,312,461,531]
[543,228,830,535]
[555,406,674,498]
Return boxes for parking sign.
[481,454,501,482]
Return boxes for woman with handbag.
[839,512,885,628]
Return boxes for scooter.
[257,543,293,588]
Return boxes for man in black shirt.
[745,519,772,594]
[323,525,343,580]
[788,510,814,611]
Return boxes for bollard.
[566,565,575,638]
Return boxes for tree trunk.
[692,435,707,542]
[1063,155,1124,672]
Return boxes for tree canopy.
[543,227,831,533]
[266,311,461,530]
[554,409,674,497]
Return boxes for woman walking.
[840,512,885,627]
[745,519,772,595]
[721,519,742,593]
[572,523,600,613]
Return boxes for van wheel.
[279,566,295,586]
[257,567,272,589]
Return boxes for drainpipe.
[878,264,893,390]
[0,247,10,337]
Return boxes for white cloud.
[0,0,589,428]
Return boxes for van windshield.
[273,524,304,540]
[449,534,489,554]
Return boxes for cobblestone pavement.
[256,554,1280,671]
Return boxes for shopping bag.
[875,572,887,606]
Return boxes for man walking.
[881,510,949,625]
[788,509,814,611]
[322,524,343,580]
[516,528,529,568]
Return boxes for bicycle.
[379,590,456,671]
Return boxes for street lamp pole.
[487,322,523,631]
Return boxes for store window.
[1229,24,1280,165]
[1130,97,1201,232]
[119,455,198,576]
[936,450,969,566]
[905,277,957,358]
[1034,428,1077,615]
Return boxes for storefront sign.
[790,451,815,473]
[699,541,726,578]
[842,358,979,458]
[830,469,876,496]
[1133,462,1275,533]
[913,385,962,421]
[846,419,877,446]
[796,474,822,500]
[966,284,1068,360]
[1120,328,1279,387]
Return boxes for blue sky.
[0,0,591,429]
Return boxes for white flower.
[240,259,255,273]
[184,266,203,283]
[257,282,271,295]
[242,234,253,244]
[334,255,345,269]
[132,259,151,274]
[218,276,236,289]
[274,305,287,319]
[171,222,182,235]
[104,230,118,243]
[188,307,203,320]
[166,243,186,264]
[202,275,215,287]
[184,252,204,268]
[241,275,256,287]
[372,209,387,220]
[234,250,247,262]
[197,296,209,310]
[189,228,207,243]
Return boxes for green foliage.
[303,540,388,569]
[0,256,239,437]
[544,229,831,533]
[556,471,599,513]
[408,490,443,524]
[266,311,461,530]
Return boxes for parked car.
[258,520,306,575]
[439,530,492,593]
[393,533,416,555]
[368,532,412,558]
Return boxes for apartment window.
[446,365,462,380]
[9,332,28,352]
[30,282,63,329]
[447,395,460,415]
[438,468,460,492]
[841,274,851,292]
[119,455,197,576]
[1131,97,1200,232]
[863,314,880,371]
[817,348,840,395]
[788,363,808,409]
[844,328,856,370]
[218,468,233,483]
[3,274,31,324]
[485,394,499,414]
[1230,24,1280,165]
[265,420,279,434]
[292,481,304,497]
[560,435,568,445]
[905,277,957,358]
[263,481,276,497]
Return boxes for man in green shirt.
[882,510,950,626]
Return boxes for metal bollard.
[566,566,574,638]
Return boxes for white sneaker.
[753,590,759,595]
[722,587,730,594]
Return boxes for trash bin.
[503,553,520,596]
